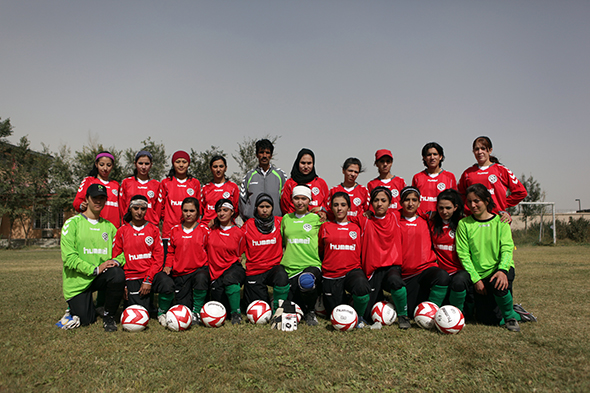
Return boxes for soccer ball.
[200,301,227,328]
[246,300,272,325]
[434,305,465,334]
[121,305,150,332]
[294,302,303,323]
[331,304,358,331]
[371,301,397,325]
[414,301,439,329]
[165,304,192,332]
[315,296,328,319]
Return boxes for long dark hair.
[473,136,500,165]
[88,151,114,178]
[431,189,463,235]
[466,183,496,213]
[131,151,152,180]
[212,198,235,229]
[342,157,363,173]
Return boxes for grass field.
[1,245,589,392]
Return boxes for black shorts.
[210,262,246,305]
[125,271,174,310]
[403,266,450,315]
[323,268,371,314]
[170,266,210,309]
[244,264,289,306]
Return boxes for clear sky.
[1,1,589,212]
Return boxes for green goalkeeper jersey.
[61,214,123,300]
[455,214,515,284]
[280,213,322,277]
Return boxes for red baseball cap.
[375,149,393,161]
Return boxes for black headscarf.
[290,148,317,185]
[254,193,275,234]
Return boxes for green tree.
[231,135,280,183]
[0,117,12,140]
[44,143,77,217]
[512,174,545,232]
[73,143,125,184]
[189,146,226,185]
[123,137,168,181]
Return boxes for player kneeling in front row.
[113,195,173,314]
[59,184,125,332]
[320,192,371,328]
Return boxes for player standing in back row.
[367,149,406,212]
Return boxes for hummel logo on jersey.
[84,247,108,255]
[330,244,356,251]
[288,238,310,244]
[303,224,312,232]
[102,232,109,242]
[145,236,154,246]
[171,201,182,206]
[252,238,276,246]
[435,244,455,251]
[129,252,152,260]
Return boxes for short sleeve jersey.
[119,177,161,225]
[319,221,362,279]
[430,222,463,275]
[165,224,209,277]
[280,177,329,215]
[326,183,370,219]
[206,226,244,281]
[411,170,457,214]
[201,181,240,223]
[280,213,322,277]
[399,215,438,279]
[367,176,406,211]
[242,217,283,276]
[113,222,164,282]
[73,177,121,228]
[160,177,202,239]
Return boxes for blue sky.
[1,1,589,211]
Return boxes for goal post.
[517,202,556,244]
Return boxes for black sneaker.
[398,315,411,330]
[231,312,242,325]
[513,303,537,323]
[191,313,202,326]
[103,315,117,332]
[305,311,319,326]
[505,318,521,332]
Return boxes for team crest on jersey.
[392,189,399,198]
[102,232,109,242]
[147,190,155,198]
[145,236,154,246]
[187,188,194,196]
[437,183,446,191]
[303,223,312,232]
[112,189,118,196]
[449,230,455,239]
[312,187,319,196]
[488,175,497,184]
[223,191,230,199]
[349,231,357,240]
[353,197,361,206]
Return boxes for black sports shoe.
[305,311,319,326]
[505,318,520,332]
[103,315,117,332]
[231,312,242,325]
[398,315,411,330]
[513,303,537,323]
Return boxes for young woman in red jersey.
[458,136,527,220]
[280,148,329,219]
[397,187,450,325]
[242,193,289,312]
[412,142,457,215]
[160,151,201,257]
[206,199,246,324]
[351,186,408,329]
[367,149,406,212]
[160,197,210,326]
[113,195,172,313]
[73,151,120,227]
[200,155,240,225]
[319,192,371,328]
[429,189,471,312]
[119,151,161,225]
[327,157,370,220]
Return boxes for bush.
[512,217,590,245]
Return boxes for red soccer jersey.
[430,222,463,275]
[458,163,527,214]
[412,170,457,215]
[280,177,329,215]
[326,183,370,220]
[200,181,240,224]
[160,177,202,239]
[119,177,162,225]
[367,176,406,212]
[165,224,209,277]
[113,222,163,283]
[351,211,402,279]
[242,217,283,276]
[73,177,121,228]
[206,226,244,281]
[319,221,362,279]
[399,215,438,279]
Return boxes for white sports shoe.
[158,314,168,327]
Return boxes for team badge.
[112,189,118,196]
[349,231,357,240]
[147,190,155,198]
[392,189,399,198]
[223,191,230,199]
[353,197,361,206]
[312,187,320,196]
[145,236,154,246]
[187,188,194,196]
[488,175,497,184]
[437,183,446,191]
[102,232,109,242]
[449,230,455,239]
[303,224,312,232]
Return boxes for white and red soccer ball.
[434,305,465,334]
[371,301,397,325]
[414,301,439,329]
[331,304,358,331]
[315,296,328,319]
[200,301,227,328]
[165,304,192,332]
[121,305,150,332]
[246,300,272,325]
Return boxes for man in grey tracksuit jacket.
[239,139,287,221]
